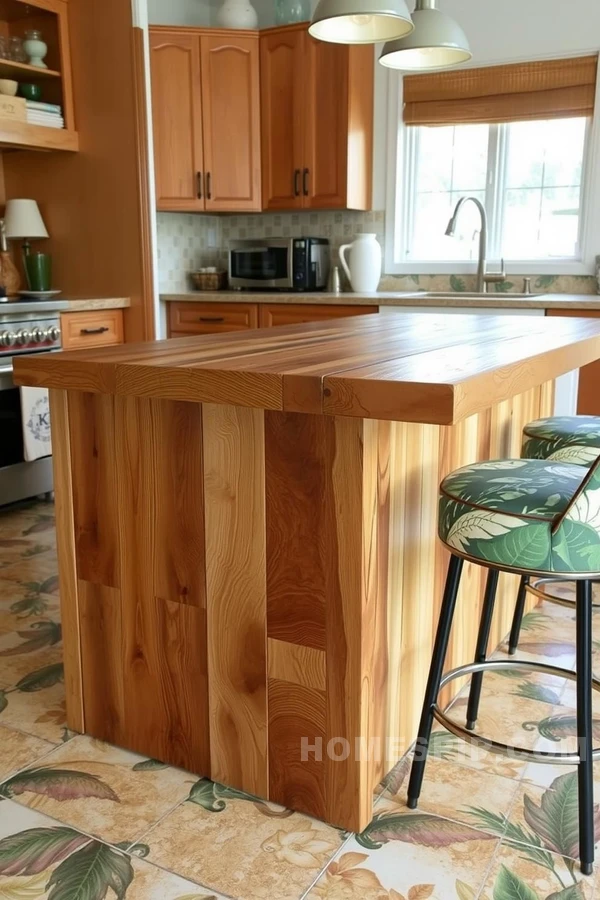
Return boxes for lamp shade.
[379,2,471,70]
[4,199,49,240]
[309,0,414,44]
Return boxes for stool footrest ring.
[431,659,600,765]
[527,577,600,610]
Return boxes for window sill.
[384,260,594,277]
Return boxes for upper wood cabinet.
[150,27,261,213]
[150,30,204,211]
[260,24,374,211]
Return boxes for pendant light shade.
[309,0,414,45]
[379,0,471,70]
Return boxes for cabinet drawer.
[61,310,124,350]
[168,301,259,335]
[258,303,378,328]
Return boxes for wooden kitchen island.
[13,312,600,832]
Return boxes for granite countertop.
[160,290,600,310]
[0,297,130,315]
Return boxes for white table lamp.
[4,199,49,255]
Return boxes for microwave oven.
[229,237,330,291]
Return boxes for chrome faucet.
[445,197,506,293]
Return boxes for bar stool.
[407,454,600,873]
[508,415,600,654]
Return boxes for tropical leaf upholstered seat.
[522,415,600,467]
[439,458,600,575]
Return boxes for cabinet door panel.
[304,37,349,209]
[259,303,378,328]
[150,31,204,212]
[260,28,305,210]
[200,34,261,212]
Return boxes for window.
[399,116,589,265]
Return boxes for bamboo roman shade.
[403,55,598,126]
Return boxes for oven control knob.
[47,325,60,342]
[30,327,45,343]
[0,329,16,347]
[16,329,31,345]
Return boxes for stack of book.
[25,100,64,129]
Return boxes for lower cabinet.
[547,308,600,414]
[167,300,378,336]
[168,301,259,336]
[61,310,124,350]
[257,303,377,328]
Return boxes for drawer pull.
[80,326,110,335]
[196,171,203,199]
[206,172,211,200]
[198,316,225,323]
[294,169,300,197]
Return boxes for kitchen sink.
[408,291,536,300]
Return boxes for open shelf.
[0,119,77,150]
[0,58,60,80]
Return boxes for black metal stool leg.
[508,575,529,655]
[466,568,499,731]
[576,579,594,875]
[407,554,464,809]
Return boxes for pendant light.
[309,0,414,45]
[379,0,471,70]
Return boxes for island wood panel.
[112,395,210,773]
[48,389,84,733]
[547,308,600,414]
[384,381,554,755]
[268,678,326,819]
[267,639,326,690]
[78,581,124,746]
[264,411,389,830]
[202,403,268,797]
[67,391,119,588]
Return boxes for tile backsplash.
[156,210,597,295]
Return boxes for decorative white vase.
[216,0,259,28]
[338,233,382,292]
[23,30,47,68]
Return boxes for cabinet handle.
[196,171,203,199]
[80,326,110,335]
[293,169,300,197]
[302,168,309,196]
[198,316,224,323]
[206,172,212,200]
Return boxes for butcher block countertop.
[14,312,600,424]
[161,290,600,310]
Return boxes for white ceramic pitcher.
[338,233,382,292]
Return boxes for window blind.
[403,55,598,126]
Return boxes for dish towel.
[19,387,52,461]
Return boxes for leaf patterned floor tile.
[478,838,594,899]
[0,503,55,542]
[0,583,61,636]
[0,725,54,782]
[0,539,53,570]
[0,666,68,744]
[305,818,499,900]
[142,784,344,900]
[126,855,231,899]
[3,735,196,847]
[375,756,519,838]
[0,553,59,591]
[503,771,600,865]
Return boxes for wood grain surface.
[202,403,268,796]
[78,581,123,745]
[48,389,84,733]
[15,313,600,423]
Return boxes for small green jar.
[275,0,310,24]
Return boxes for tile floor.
[0,500,599,898]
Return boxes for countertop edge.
[159,291,600,310]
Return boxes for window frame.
[384,62,600,277]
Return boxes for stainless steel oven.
[0,304,64,506]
